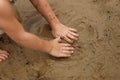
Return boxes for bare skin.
[0,50,9,62]
[30,0,79,43]
[0,0,76,62]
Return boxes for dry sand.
[0,0,120,80]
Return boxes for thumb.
[55,37,62,42]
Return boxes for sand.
[0,0,120,80]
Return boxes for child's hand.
[49,37,74,57]
[52,23,79,43]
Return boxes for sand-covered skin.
[0,0,120,80]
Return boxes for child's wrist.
[44,41,53,54]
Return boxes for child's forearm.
[2,18,52,53]
[30,0,60,28]
[0,0,52,54]
[14,32,51,53]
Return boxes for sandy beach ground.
[0,0,120,80]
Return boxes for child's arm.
[0,0,74,57]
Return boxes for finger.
[0,50,9,55]
[0,54,8,58]
[67,33,78,41]
[0,51,9,58]
[68,31,79,37]
[60,54,72,57]
[0,56,6,61]
[62,47,74,51]
[69,28,77,32]
[3,51,9,55]
[63,36,73,43]
[62,50,74,54]
[61,43,71,47]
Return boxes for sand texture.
[0,0,120,80]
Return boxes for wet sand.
[0,0,120,80]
